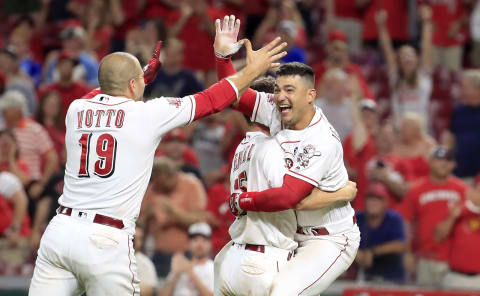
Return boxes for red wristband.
[238,192,257,211]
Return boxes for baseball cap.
[0,90,27,113]
[188,222,211,238]
[278,21,297,38]
[366,183,389,200]
[60,26,86,40]
[431,146,455,161]
[328,29,347,43]
[162,129,186,142]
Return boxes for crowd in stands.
[0,0,480,295]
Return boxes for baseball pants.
[214,241,292,296]
[29,212,140,295]
[270,226,360,296]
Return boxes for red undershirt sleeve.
[192,79,238,121]
[239,175,315,212]
[215,56,257,118]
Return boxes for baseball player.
[28,37,288,295]
[213,74,357,296]
[214,16,360,295]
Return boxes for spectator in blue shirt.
[144,38,204,99]
[355,183,407,283]
[449,70,480,180]
[278,21,306,64]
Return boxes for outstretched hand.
[244,37,288,76]
[143,41,162,84]
[214,15,243,58]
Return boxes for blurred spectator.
[471,0,480,67]
[447,70,480,182]
[159,222,214,296]
[355,183,407,283]
[253,1,306,63]
[44,25,99,87]
[435,197,480,289]
[109,0,146,52]
[39,51,91,118]
[429,0,469,71]
[325,0,369,53]
[0,47,37,117]
[376,6,434,123]
[401,146,468,287]
[192,114,227,177]
[394,113,436,180]
[166,0,223,86]
[142,158,208,279]
[243,0,270,39]
[313,30,374,101]
[144,38,204,99]
[126,19,166,65]
[35,90,66,163]
[0,90,59,249]
[0,172,31,275]
[315,68,353,141]
[220,109,249,169]
[0,129,30,186]
[135,224,158,296]
[362,0,409,46]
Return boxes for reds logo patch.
[284,158,294,169]
[166,97,182,108]
[295,144,321,169]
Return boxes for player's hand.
[229,193,246,216]
[244,37,288,76]
[375,9,387,27]
[214,15,243,58]
[418,5,432,23]
[342,181,358,202]
[143,41,162,85]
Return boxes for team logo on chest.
[283,143,321,170]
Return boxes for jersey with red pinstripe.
[60,93,196,232]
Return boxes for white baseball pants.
[214,242,292,296]
[29,213,140,295]
[270,226,360,296]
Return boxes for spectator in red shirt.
[35,90,66,163]
[429,0,469,71]
[325,0,369,53]
[401,146,468,287]
[38,51,91,118]
[435,197,480,289]
[313,30,374,102]
[376,5,434,123]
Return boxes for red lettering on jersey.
[85,109,93,127]
[233,154,238,171]
[95,110,105,127]
[247,144,255,161]
[115,109,125,128]
[77,111,84,128]
[105,109,116,127]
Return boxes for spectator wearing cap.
[38,51,91,118]
[141,158,209,279]
[434,192,480,289]
[325,0,369,53]
[277,20,306,64]
[312,29,374,102]
[0,90,59,248]
[134,224,158,296]
[401,146,468,287]
[446,70,480,183]
[0,47,37,116]
[355,183,407,283]
[159,222,214,296]
[44,25,99,87]
[144,38,204,100]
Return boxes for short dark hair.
[277,62,315,87]
[251,76,276,93]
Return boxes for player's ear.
[307,88,316,104]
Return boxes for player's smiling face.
[274,75,316,130]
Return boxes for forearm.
[110,0,125,26]
[8,159,29,186]
[40,151,58,185]
[32,198,51,233]
[296,185,355,210]
[10,191,27,229]
[351,103,369,152]
[159,273,181,296]
[371,241,406,255]
[382,178,409,201]
[168,16,190,38]
[188,269,213,296]
[421,19,433,69]
[170,209,209,227]
[377,24,396,71]
[434,215,457,242]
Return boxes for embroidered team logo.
[285,158,294,169]
[166,97,182,108]
[295,144,321,169]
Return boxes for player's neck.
[290,107,315,130]
[430,174,449,184]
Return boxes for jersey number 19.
[78,133,117,178]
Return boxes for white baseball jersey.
[248,93,354,229]
[60,93,196,230]
[228,131,297,251]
